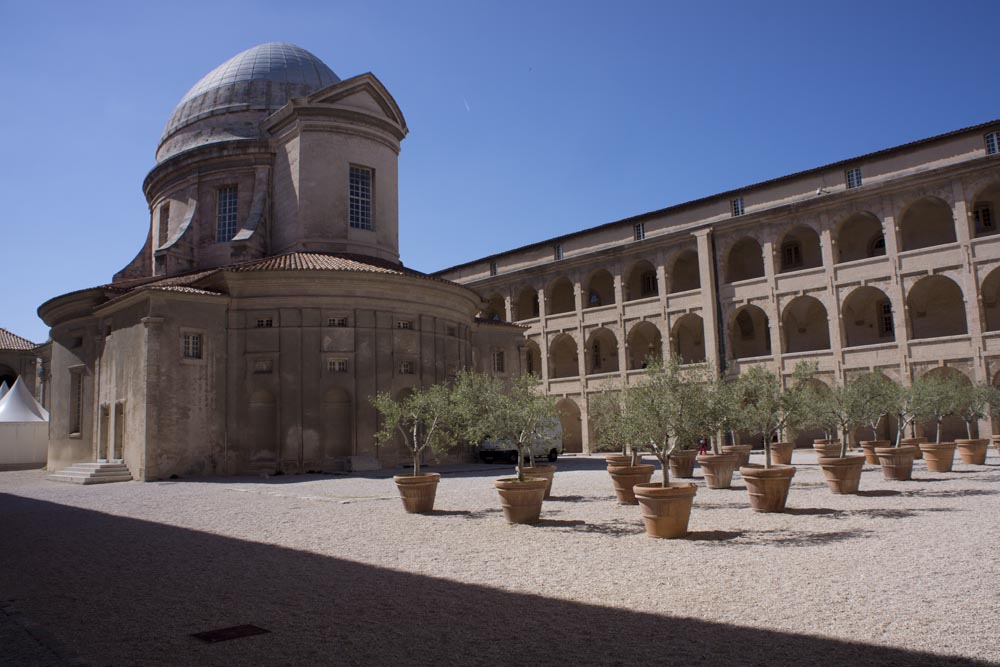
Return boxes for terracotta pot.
[633,482,697,539]
[393,473,441,514]
[607,464,655,505]
[520,464,556,499]
[696,453,738,489]
[813,441,842,459]
[955,439,989,465]
[604,454,633,467]
[919,442,957,473]
[859,440,890,465]
[813,438,838,444]
[770,441,794,465]
[992,435,1000,455]
[494,477,548,524]
[721,445,752,468]
[900,437,925,459]
[669,450,698,478]
[740,464,796,513]
[817,455,866,494]
[875,445,918,481]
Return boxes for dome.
[157,42,340,162]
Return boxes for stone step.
[47,462,133,485]
[47,472,133,485]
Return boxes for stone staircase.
[47,462,133,485]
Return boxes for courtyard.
[2,452,999,665]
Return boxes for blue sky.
[2,0,998,343]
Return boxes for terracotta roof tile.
[0,328,38,351]
[226,252,408,275]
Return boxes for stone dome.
[157,42,340,162]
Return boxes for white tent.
[0,381,9,400]
[0,377,48,469]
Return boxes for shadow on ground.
[0,493,982,667]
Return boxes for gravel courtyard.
[1,450,999,666]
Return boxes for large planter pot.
[817,455,866,494]
[607,464,655,505]
[919,442,957,473]
[900,437,925,459]
[813,441,842,460]
[721,445,752,468]
[770,441,794,466]
[520,464,556,499]
[992,435,1000,456]
[494,477,548,524]
[669,450,698,478]
[740,464,796,513]
[859,440,890,465]
[604,454,633,467]
[955,439,989,465]
[633,482,697,539]
[875,445,918,481]
[696,453,738,489]
[393,473,441,514]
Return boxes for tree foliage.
[371,383,457,476]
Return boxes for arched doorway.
[557,398,583,453]
[481,294,505,321]
[970,182,1000,238]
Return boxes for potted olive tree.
[628,356,705,538]
[696,374,740,489]
[589,387,654,504]
[810,377,868,494]
[732,366,798,512]
[912,373,962,473]
[954,382,1000,465]
[372,383,456,514]
[853,371,895,464]
[454,371,558,524]
[875,381,920,481]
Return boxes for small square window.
[397,320,413,330]
[492,351,505,374]
[326,359,348,373]
[554,243,564,261]
[256,318,273,328]
[446,325,457,337]
[182,333,202,359]
[489,260,498,277]
[985,132,999,156]
[328,317,349,327]
[846,167,863,189]
[731,197,744,217]
[399,361,415,375]
[634,222,645,241]
[252,359,273,374]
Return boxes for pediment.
[308,73,407,131]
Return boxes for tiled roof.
[0,328,37,351]
[145,286,223,296]
[474,317,527,329]
[226,252,408,275]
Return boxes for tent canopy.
[0,377,48,423]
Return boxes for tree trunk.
[936,420,942,444]
[966,421,972,439]
[516,447,525,482]
[661,453,671,487]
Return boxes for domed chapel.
[39,43,525,480]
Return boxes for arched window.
[737,311,754,340]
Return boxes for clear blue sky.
[2,0,998,343]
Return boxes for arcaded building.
[436,121,1000,452]
[39,43,524,480]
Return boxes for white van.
[478,417,564,463]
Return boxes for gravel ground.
[1,449,999,666]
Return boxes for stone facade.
[436,121,1000,452]
[38,43,525,480]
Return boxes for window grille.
[256,318,273,328]
[846,167,863,189]
[986,132,999,156]
[641,272,657,297]
[782,242,802,270]
[349,166,373,230]
[399,361,415,375]
[974,202,995,234]
[158,202,170,246]
[397,320,413,330]
[878,302,894,337]
[327,359,347,373]
[554,243,564,260]
[216,186,238,241]
[634,222,646,241]
[182,333,202,359]
[731,197,744,217]
[328,317,348,327]
[492,351,505,373]
[69,370,83,435]
[489,260,497,276]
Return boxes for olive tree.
[731,364,812,468]
[954,382,1000,439]
[589,387,645,465]
[912,373,965,443]
[372,383,457,476]
[809,379,869,458]
[852,371,897,442]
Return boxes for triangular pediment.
[308,73,407,132]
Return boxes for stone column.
[141,316,165,481]
[695,229,721,373]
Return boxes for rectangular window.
[641,272,657,297]
[328,317,349,327]
[69,369,83,435]
[492,351,505,374]
[399,361,415,375]
[554,243,564,260]
[974,202,994,234]
[397,320,413,330]
[634,222,645,241]
[216,186,238,241]
[731,197,744,217]
[326,359,348,373]
[446,325,457,337]
[349,165,374,230]
[158,202,170,246]
[182,333,202,359]
[846,167,863,189]
[782,243,802,270]
[256,318,273,328]
[878,302,894,336]
[986,132,999,156]
[252,359,273,374]
[489,260,497,277]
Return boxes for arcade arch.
[781,296,831,353]
[841,286,895,347]
[729,305,771,359]
[626,321,662,369]
[899,197,956,251]
[906,275,967,339]
[726,238,765,282]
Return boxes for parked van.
[477,417,563,463]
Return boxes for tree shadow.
[0,494,983,666]
[749,528,874,547]
[685,530,742,541]
[857,490,902,497]
[784,507,842,516]
[545,495,608,503]
[906,489,997,499]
